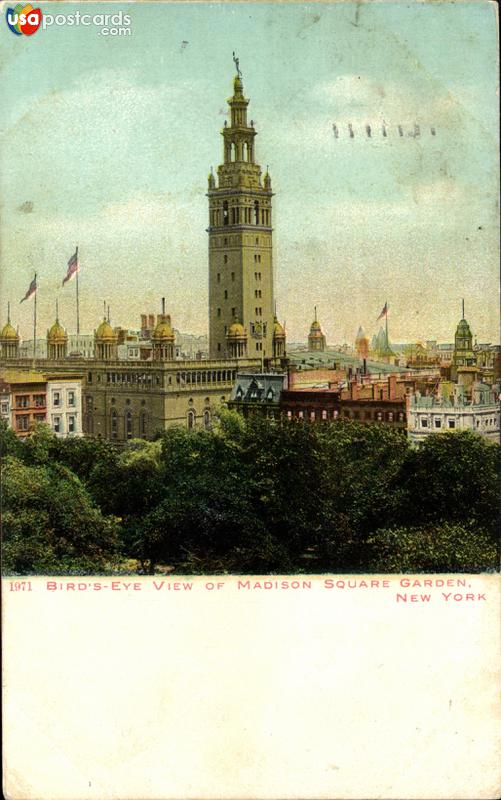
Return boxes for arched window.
[125,410,132,440]
[223,201,229,226]
[204,410,211,429]
[111,409,118,439]
[140,412,147,438]
[187,410,195,429]
[254,201,259,225]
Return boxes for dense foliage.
[1,414,499,574]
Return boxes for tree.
[366,522,498,573]
[2,456,119,574]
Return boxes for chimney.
[141,314,147,330]
[388,375,397,400]
[148,314,155,329]
[363,358,367,376]
[372,383,378,400]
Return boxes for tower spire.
[7,301,10,324]
[462,298,465,319]
[56,298,59,322]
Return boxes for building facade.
[47,377,83,438]
[407,384,500,444]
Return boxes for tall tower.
[208,63,274,360]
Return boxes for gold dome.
[47,320,67,343]
[273,317,285,338]
[227,321,246,338]
[95,319,117,341]
[310,319,322,333]
[0,321,19,341]
[152,319,175,341]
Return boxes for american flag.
[376,302,388,321]
[20,276,37,303]
[62,249,79,286]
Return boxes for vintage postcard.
[1,1,500,798]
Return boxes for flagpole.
[76,245,80,334]
[33,272,37,363]
[385,300,388,347]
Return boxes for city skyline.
[1,2,499,344]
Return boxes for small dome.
[48,320,67,343]
[152,319,175,341]
[0,321,19,341]
[309,328,324,339]
[456,319,472,336]
[227,321,246,338]
[273,317,285,338]
[233,74,243,95]
[95,319,117,341]
[310,319,322,333]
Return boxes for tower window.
[224,254,228,264]
[217,273,221,283]
[223,201,229,226]
[254,201,259,225]
[231,307,236,316]
[217,308,221,317]
[224,290,228,299]
[231,272,235,281]
[217,343,221,351]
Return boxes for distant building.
[308,308,326,352]
[407,382,500,444]
[280,386,408,432]
[355,326,369,360]
[3,371,48,438]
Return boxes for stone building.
[0,306,20,360]
[408,383,500,444]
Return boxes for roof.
[0,322,19,341]
[2,370,46,386]
[230,372,286,403]
[95,319,117,341]
[288,349,408,374]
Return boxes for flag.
[20,276,37,303]
[62,249,79,286]
[376,302,388,321]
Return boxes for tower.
[452,299,475,367]
[355,326,369,360]
[208,64,275,360]
[95,316,118,361]
[308,307,326,351]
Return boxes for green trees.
[1,419,499,574]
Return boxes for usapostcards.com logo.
[6,5,132,36]
[6,4,42,35]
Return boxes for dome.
[227,321,246,338]
[95,319,117,341]
[47,320,67,343]
[152,319,175,341]
[273,317,285,338]
[0,321,19,341]
[310,318,322,333]
[456,318,472,336]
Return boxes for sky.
[0,0,499,345]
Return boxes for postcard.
[1,1,500,798]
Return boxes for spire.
[314,305,317,322]
[7,301,10,324]
[55,298,59,323]
[462,298,465,319]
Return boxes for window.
[53,392,60,407]
[217,308,221,317]
[448,419,456,429]
[224,290,228,299]
[420,418,428,428]
[377,412,383,421]
[68,416,75,433]
[34,394,45,408]
[287,410,292,419]
[217,273,221,283]
[1,402,8,414]
[310,411,316,420]
[217,343,221,352]
[231,307,236,317]
[111,409,118,439]
[16,415,29,431]
[231,272,235,281]
[224,255,228,264]
[298,411,304,419]
[67,391,75,406]
[187,410,195,429]
[16,395,29,408]
[204,410,211,429]
[223,201,229,225]
[321,410,328,420]
[434,419,442,428]
[53,416,61,433]
[388,412,393,422]
[126,410,133,439]
[140,412,147,437]
[34,413,45,423]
